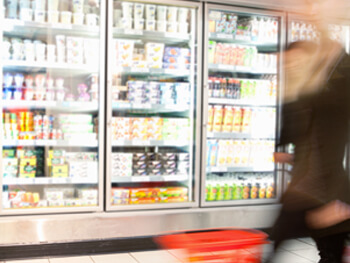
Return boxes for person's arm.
[274,152,294,165]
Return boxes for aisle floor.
[3,238,320,263]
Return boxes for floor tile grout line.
[167,250,186,263]
[288,249,318,263]
[165,250,185,263]
[129,253,141,263]
[89,255,96,263]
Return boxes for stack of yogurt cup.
[117,2,189,34]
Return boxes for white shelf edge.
[112,140,190,147]
[3,177,98,185]
[111,175,189,183]
[3,139,98,147]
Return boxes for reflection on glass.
[205,9,280,203]
[110,1,197,207]
[2,0,101,210]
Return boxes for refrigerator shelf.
[3,19,100,38]
[208,98,276,107]
[115,67,190,78]
[114,28,191,44]
[3,139,98,147]
[3,177,98,186]
[208,63,277,75]
[3,60,98,74]
[207,166,274,173]
[112,140,189,147]
[111,174,188,183]
[2,100,99,112]
[112,102,190,113]
[207,132,275,140]
[209,33,278,51]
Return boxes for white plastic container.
[156,5,167,21]
[167,6,178,22]
[178,7,188,23]
[145,4,155,20]
[146,20,156,31]
[156,20,166,32]
[60,11,72,24]
[47,10,59,23]
[133,3,144,19]
[134,18,144,30]
[167,21,178,33]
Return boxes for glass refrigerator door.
[106,0,201,210]
[0,0,105,213]
[202,4,284,206]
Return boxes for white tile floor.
[3,238,320,263]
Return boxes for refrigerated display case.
[201,4,285,206]
[0,0,105,214]
[287,13,350,53]
[106,0,202,210]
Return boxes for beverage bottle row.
[207,139,275,167]
[208,105,275,135]
[206,174,275,201]
[208,77,276,103]
[208,11,278,43]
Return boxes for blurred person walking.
[267,27,350,263]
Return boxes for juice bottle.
[242,182,251,199]
[232,107,242,133]
[213,105,223,132]
[216,180,225,201]
[213,79,221,98]
[208,78,214,98]
[208,41,216,64]
[241,108,252,133]
[220,78,227,98]
[222,106,234,132]
[209,140,219,166]
[207,105,214,132]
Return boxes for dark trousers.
[314,233,348,263]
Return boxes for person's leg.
[314,233,347,263]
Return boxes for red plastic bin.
[155,228,269,262]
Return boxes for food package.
[19,158,37,178]
[130,188,160,198]
[111,188,130,205]
[57,114,93,124]
[3,158,18,178]
[45,189,64,201]
[112,117,132,140]
[147,117,163,140]
[114,39,135,67]
[145,42,164,68]
[65,199,83,206]
[129,197,160,204]
[50,164,69,178]
[112,153,133,177]
[131,118,149,140]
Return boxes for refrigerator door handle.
[203,84,208,127]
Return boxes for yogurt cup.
[145,4,155,20]
[167,21,178,33]
[47,0,59,11]
[24,42,35,61]
[134,18,144,30]
[156,5,167,21]
[73,12,84,25]
[34,10,45,23]
[35,43,46,61]
[47,44,56,62]
[7,0,18,19]
[133,3,144,19]
[145,20,155,31]
[34,0,46,10]
[72,0,84,13]
[178,7,189,23]
[118,17,132,29]
[121,2,133,19]
[20,8,33,21]
[167,6,178,22]
[178,22,189,34]
[60,11,72,24]
[156,21,166,32]
[85,13,99,26]
[47,10,59,23]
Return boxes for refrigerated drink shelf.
[112,102,190,113]
[3,19,100,38]
[3,60,98,74]
[116,67,190,78]
[3,177,98,185]
[2,101,99,112]
[207,166,275,173]
[209,33,278,51]
[208,98,276,107]
[112,140,189,147]
[208,64,277,75]
[207,132,275,140]
[3,139,98,147]
[114,28,190,44]
[111,175,188,183]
